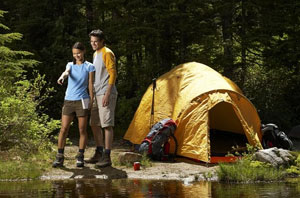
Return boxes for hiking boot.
[85,151,102,164]
[52,153,64,168]
[95,153,112,168]
[76,152,84,168]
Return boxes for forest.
[1,0,300,150]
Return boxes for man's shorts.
[90,94,117,128]
[62,100,89,117]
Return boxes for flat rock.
[118,152,142,165]
[254,147,294,167]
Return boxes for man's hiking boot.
[52,153,64,168]
[85,151,102,164]
[95,153,112,168]
[76,152,84,168]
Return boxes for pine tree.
[0,10,60,152]
[0,10,39,85]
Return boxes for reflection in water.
[0,178,299,198]
[212,181,300,198]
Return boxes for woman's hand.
[57,77,64,85]
[88,98,93,110]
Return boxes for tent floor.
[210,129,248,156]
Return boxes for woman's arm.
[57,68,70,85]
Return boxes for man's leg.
[94,94,117,168]
[105,126,114,150]
[95,126,113,167]
[86,103,104,163]
[85,125,104,163]
[91,126,104,148]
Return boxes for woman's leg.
[57,115,74,149]
[77,116,88,150]
[53,114,74,167]
[76,116,88,167]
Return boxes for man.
[85,29,118,168]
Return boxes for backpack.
[139,118,178,161]
[261,123,293,150]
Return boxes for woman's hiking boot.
[76,152,85,168]
[52,153,64,168]
[95,153,111,168]
[85,151,102,164]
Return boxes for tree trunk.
[240,0,247,87]
[85,0,93,34]
[221,2,234,78]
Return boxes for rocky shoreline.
[42,144,218,183]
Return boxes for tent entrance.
[209,102,248,156]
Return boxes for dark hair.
[89,29,105,42]
[73,42,85,51]
[72,42,85,64]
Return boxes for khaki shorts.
[62,100,89,117]
[90,94,117,128]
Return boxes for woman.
[53,42,95,168]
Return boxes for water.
[0,178,299,198]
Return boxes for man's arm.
[88,71,95,109]
[102,51,117,107]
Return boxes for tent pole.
[150,78,156,129]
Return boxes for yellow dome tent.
[124,62,262,163]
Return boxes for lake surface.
[0,178,299,198]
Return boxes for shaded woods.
[1,0,300,135]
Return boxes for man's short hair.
[89,29,105,41]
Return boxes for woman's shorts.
[62,100,89,117]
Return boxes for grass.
[111,154,131,167]
[0,149,53,180]
[140,153,152,168]
[286,152,300,175]
[111,152,152,168]
[216,147,300,183]
[0,161,42,180]
[217,159,286,182]
[215,144,300,182]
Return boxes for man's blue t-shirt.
[65,61,95,101]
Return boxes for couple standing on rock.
[52,29,117,168]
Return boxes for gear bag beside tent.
[124,62,263,163]
[139,118,177,161]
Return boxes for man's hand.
[102,94,110,107]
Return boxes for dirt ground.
[42,139,218,183]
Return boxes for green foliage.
[0,73,60,152]
[296,154,300,166]
[218,144,292,182]
[2,1,300,134]
[115,96,140,132]
[0,148,52,180]
[140,152,152,168]
[286,165,300,175]
[217,158,286,183]
[0,20,39,80]
[286,153,300,175]
[0,161,42,180]
[243,65,295,127]
[0,10,60,153]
